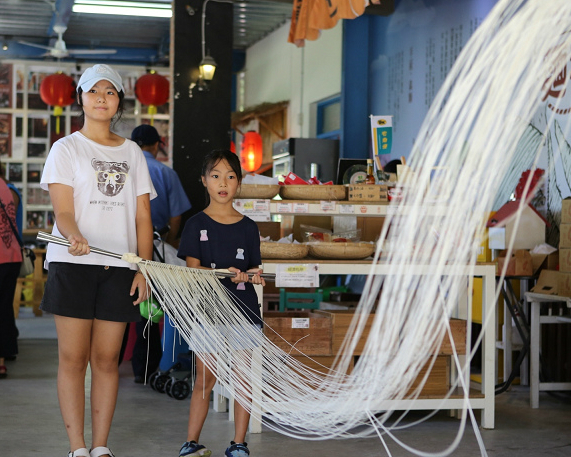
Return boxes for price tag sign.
[293,203,309,213]
[339,204,355,214]
[276,202,293,213]
[275,264,319,288]
[233,199,271,221]
[291,318,310,328]
[320,200,336,211]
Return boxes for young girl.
[177,149,265,457]
[40,64,155,457]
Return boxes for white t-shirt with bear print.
[41,131,157,269]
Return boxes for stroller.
[146,230,195,400]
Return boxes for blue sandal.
[179,441,212,457]
[225,442,250,457]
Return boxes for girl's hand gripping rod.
[36,231,275,281]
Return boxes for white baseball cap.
[77,64,124,93]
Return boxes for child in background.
[40,64,155,457]
[177,149,265,457]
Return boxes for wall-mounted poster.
[0,63,12,108]
[0,113,11,158]
[8,163,23,182]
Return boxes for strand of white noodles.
[133,1,571,454]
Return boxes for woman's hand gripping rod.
[36,231,275,281]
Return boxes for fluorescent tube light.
[73,1,172,18]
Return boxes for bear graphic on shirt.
[92,159,129,197]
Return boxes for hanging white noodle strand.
[130,1,571,454]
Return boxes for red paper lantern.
[240,131,263,172]
[39,72,76,134]
[135,72,169,125]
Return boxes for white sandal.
[90,447,115,457]
[68,449,90,457]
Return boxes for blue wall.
[341,0,497,163]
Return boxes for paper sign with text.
[275,264,319,288]
[233,199,271,221]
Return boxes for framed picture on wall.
[27,163,42,183]
[27,141,48,158]
[26,210,45,229]
[0,63,13,109]
[8,163,23,182]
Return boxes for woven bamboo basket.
[307,242,376,260]
[261,242,309,260]
[235,184,280,199]
[279,185,347,201]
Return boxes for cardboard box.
[531,270,560,295]
[434,318,467,355]
[406,356,450,397]
[355,355,450,397]
[530,251,559,273]
[314,309,376,356]
[290,354,354,376]
[356,217,385,242]
[256,221,281,241]
[496,249,533,276]
[263,311,332,356]
[560,248,571,273]
[558,272,571,298]
[560,223,571,248]
[562,198,571,224]
[314,310,465,357]
[348,185,388,202]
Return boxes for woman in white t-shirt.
[40,64,156,457]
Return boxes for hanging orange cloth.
[288,0,321,47]
[289,0,368,47]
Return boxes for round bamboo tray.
[235,184,280,199]
[279,184,347,201]
[307,242,376,260]
[261,242,309,260]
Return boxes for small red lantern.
[39,72,76,134]
[135,71,169,126]
[240,131,263,172]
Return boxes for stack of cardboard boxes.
[263,310,466,396]
[557,198,571,296]
[532,198,571,296]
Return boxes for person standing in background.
[130,124,191,383]
[0,162,23,236]
[131,124,191,248]
[0,169,22,379]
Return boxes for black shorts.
[41,262,142,322]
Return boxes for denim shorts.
[40,262,141,322]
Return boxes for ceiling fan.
[18,25,117,59]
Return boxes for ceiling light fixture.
[72,1,172,18]
[2,42,7,51]
[199,0,219,82]
[199,54,217,81]
[190,0,229,96]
